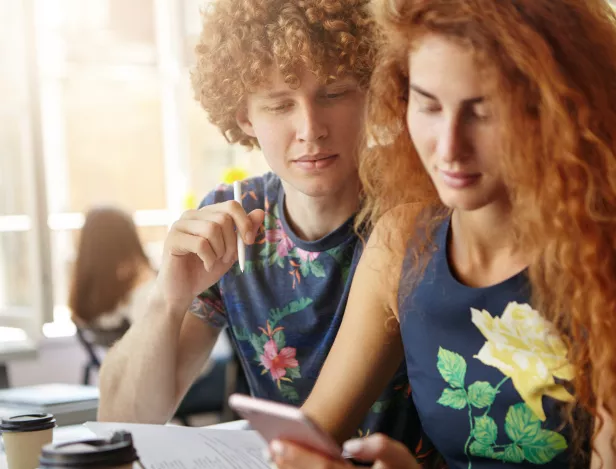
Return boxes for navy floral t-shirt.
[190,172,417,444]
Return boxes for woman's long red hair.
[358,0,616,455]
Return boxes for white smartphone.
[228,393,343,460]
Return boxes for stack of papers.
[86,421,272,468]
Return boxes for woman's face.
[407,34,508,212]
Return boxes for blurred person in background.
[69,206,155,338]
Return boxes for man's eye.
[265,103,293,113]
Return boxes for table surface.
[0,340,37,363]
[0,420,249,469]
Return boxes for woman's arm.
[301,206,415,443]
[591,405,614,469]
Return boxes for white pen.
[233,180,245,272]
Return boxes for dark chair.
[76,319,130,386]
[223,327,251,420]
[173,358,231,425]
[174,327,250,425]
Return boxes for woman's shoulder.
[124,275,157,321]
[359,203,428,313]
[367,202,437,260]
[93,275,157,330]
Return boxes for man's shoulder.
[198,172,280,210]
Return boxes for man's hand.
[156,201,264,314]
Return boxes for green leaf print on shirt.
[326,246,354,283]
[467,382,498,409]
[370,399,392,414]
[435,347,567,468]
[269,297,313,327]
[437,388,467,410]
[437,348,467,389]
[232,260,266,275]
[472,416,498,446]
[309,260,325,277]
[244,199,327,287]
[505,404,568,464]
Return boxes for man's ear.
[236,106,257,138]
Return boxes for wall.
[6,331,231,388]
[7,335,92,388]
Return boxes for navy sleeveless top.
[399,218,580,468]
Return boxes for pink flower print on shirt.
[296,248,319,263]
[265,220,295,258]
[259,339,299,381]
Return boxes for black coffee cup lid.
[0,413,56,433]
[39,431,139,468]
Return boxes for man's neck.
[281,179,360,241]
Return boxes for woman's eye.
[325,90,347,99]
[472,105,492,120]
[411,93,441,114]
[419,105,441,114]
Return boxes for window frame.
[0,0,193,341]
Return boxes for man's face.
[238,67,366,199]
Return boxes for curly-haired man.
[99,0,418,450]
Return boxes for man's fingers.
[182,202,262,247]
[167,231,217,271]
[171,218,228,260]
[207,212,237,263]
[211,201,255,244]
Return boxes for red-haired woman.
[272,0,616,467]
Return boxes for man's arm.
[98,292,220,424]
[97,190,265,424]
[591,404,615,469]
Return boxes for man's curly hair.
[191,0,378,149]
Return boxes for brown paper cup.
[0,414,56,469]
[3,428,53,469]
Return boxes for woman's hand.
[269,433,422,469]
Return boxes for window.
[182,0,269,200]
[0,0,270,341]
[0,0,46,340]
[36,0,168,329]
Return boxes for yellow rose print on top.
[436,302,572,467]
[471,302,574,421]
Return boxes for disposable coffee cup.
[0,413,56,469]
[39,431,141,469]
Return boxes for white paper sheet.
[85,422,272,469]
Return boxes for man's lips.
[294,153,337,162]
